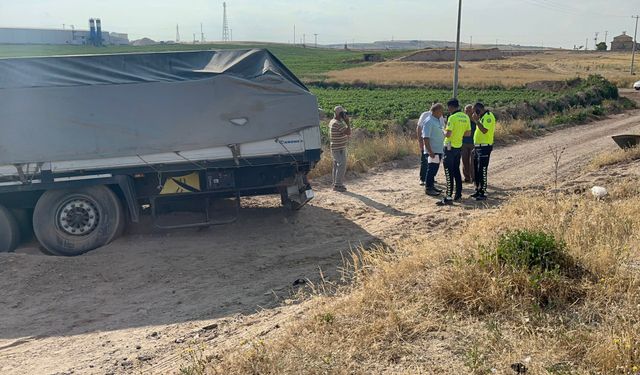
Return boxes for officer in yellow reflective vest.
[436,98,472,206]
[471,102,496,201]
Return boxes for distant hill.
[131,38,157,46]
[325,39,548,51]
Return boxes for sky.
[0,0,638,48]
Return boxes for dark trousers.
[419,153,428,182]
[461,144,475,182]
[425,153,442,189]
[474,145,493,195]
[443,148,462,199]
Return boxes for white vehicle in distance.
[634,80,640,90]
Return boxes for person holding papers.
[437,99,472,206]
[421,103,446,197]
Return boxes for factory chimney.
[95,18,103,46]
[89,18,96,46]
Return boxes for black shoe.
[433,187,443,193]
[426,188,441,196]
[470,191,480,198]
[436,198,453,206]
[475,194,487,201]
[420,181,425,186]
[454,195,462,201]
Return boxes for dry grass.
[309,121,538,180]
[201,182,640,374]
[309,133,419,179]
[494,119,532,140]
[590,146,640,170]
[327,51,639,88]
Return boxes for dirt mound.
[525,80,569,91]
[401,48,503,62]
[131,37,157,46]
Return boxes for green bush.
[493,230,568,272]
[591,105,605,116]
[550,108,591,126]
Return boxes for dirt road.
[1,101,639,374]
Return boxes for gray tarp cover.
[0,49,319,164]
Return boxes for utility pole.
[176,24,180,43]
[303,33,306,46]
[585,38,589,52]
[200,23,204,43]
[314,33,318,48]
[293,25,296,45]
[453,0,463,98]
[193,33,196,44]
[632,15,639,75]
[469,36,472,48]
[594,32,599,48]
[604,31,609,45]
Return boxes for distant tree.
[596,42,607,51]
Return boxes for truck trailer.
[0,49,322,256]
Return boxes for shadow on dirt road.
[0,201,378,342]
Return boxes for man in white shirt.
[416,110,431,185]
[417,105,445,186]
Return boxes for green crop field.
[311,87,558,132]
[0,42,405,80]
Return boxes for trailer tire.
[0,205,21,253]
[11,208,33,242]
[33,186,124,256]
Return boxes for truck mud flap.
[280,173,314,211]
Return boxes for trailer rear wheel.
[0,205,21,253]
[33,186,124,256]
[11,208,33,242]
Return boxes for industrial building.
[0,20,129,45]
[611,32,639,51]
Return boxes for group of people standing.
[418,98,495,205]
[327,100,496,205]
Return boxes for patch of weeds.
[612,337,640,375]
[318,312,335,324]
[464,344,491,374]
[492,230,570,273]
[545,362,576,374]
[180,344,209,375]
